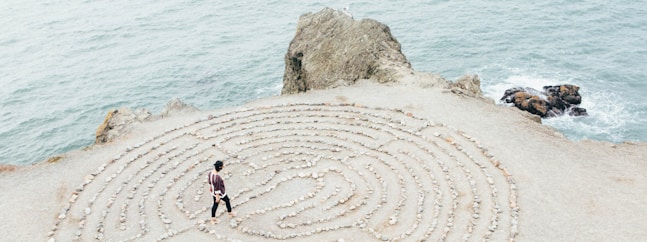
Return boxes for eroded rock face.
[501,85,587,118]
[282,7,412,94]
[95,108,151,144]
[0,164,18,172]
[451,74,483,97]
[95,99,199,144]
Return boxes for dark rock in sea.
[501,85,587,118]
[281,7,412,94]
[544,85,582,105]
[569,107,588,116]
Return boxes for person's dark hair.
[214,160,223,171]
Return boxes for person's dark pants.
[211,195,232,217]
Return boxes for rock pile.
[500,85,587,118]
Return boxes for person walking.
[208,160,235,224]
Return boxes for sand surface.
[1,81,646,242]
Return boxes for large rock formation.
[500,85,587,118]
[95,108,152,144]
[282,7,412,94]
[95,98,199,144]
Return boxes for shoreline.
[3,7,646,241]
[2,81,646,241]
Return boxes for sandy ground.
[1,80,646,242]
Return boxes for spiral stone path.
[48,103,519,241]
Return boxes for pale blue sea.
[1,0,646,165]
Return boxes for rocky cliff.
[281,7,413,94]
[281,7,488,101]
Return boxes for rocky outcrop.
[450,74,483,97]
[95,99,199,144]
[160,98,199,117]
[95,108,152,144]
[281,7,412,94]
[0,164,18,172]
[501,85,587,118]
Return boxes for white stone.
[389,217,397,225]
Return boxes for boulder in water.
[501,84,587,118]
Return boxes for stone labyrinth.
[50,103,519,242]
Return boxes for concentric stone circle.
[49,103,519,241]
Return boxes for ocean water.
[1,0,645,165]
